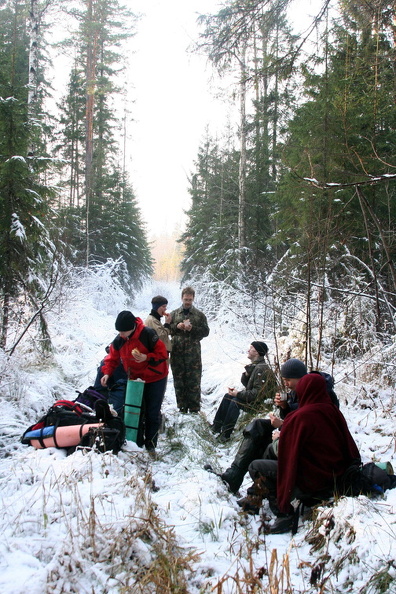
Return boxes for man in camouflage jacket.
[169,286,210,413]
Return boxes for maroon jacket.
[277,373,360,513]
[101,317,168,383]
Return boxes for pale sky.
[50,0,322,240]
[126,0,230,238]
[126,0,323,239]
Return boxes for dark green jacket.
[169,305,209,353]
[237,357,276,404]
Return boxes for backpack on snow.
[338,461,393,496]
[21,398,125,455]
[74,386,109,410]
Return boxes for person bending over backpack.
[101,310,168,452]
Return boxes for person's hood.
[295,373,332,407]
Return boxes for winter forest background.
[1,0,396,592]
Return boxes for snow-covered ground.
[0,276,395,593]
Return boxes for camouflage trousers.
[170,350,202,412]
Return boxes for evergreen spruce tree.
[56,0,153,289]
[0,0,56,350]
[184,0,297,288]
[180,135,239,282]
[273,1,396,335]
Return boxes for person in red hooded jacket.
[238,372,361,534]
[101,310,168,451]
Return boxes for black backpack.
[75,386,109,410]
[21,398,125,455]
[338,461,393,496]
[310,371,340,408]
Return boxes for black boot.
[237,477,269,515]
[221,421,271,493]
[221,465,245,493]
[269,514,295,534]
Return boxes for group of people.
[96,286,209,451]
[94,291,395,535]
[211,356,395,534]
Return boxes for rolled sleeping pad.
[29,423,103,449]
[24,426,56,439]
[124,379,145,442]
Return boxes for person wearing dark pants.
[211,341,276,441]
[140,376,168,449]
[100,310,168,452]
[220,359,309,492]
[237,373,361,534]
[93,352,128,417]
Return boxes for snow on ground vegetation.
[0,268,395,593]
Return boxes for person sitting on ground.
[219,358,338,493]
[145,295,172,356]
[237,373,360,534]
[211,342,277,442]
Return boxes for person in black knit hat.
[210,342,277,442]
[213,358,339,495]
[100,310,169,452]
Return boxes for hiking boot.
[221,466,245,493]
[269,514,294,534]
[237,495,262,515]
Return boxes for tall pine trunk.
[238,44,247,251]
[84,0,98,267]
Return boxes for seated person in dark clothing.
[219,358,308,491]
[218,358,339,493]
[237,373,360,534]
[211,342,276,441]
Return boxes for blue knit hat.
[280,358,307,379]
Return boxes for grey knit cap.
[280,358,307,379]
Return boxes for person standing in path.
[169,286,210,413]
[145,295,172,356]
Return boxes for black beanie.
[115,311,136,332]
[280,358,307,379]
[251,341,268,356]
